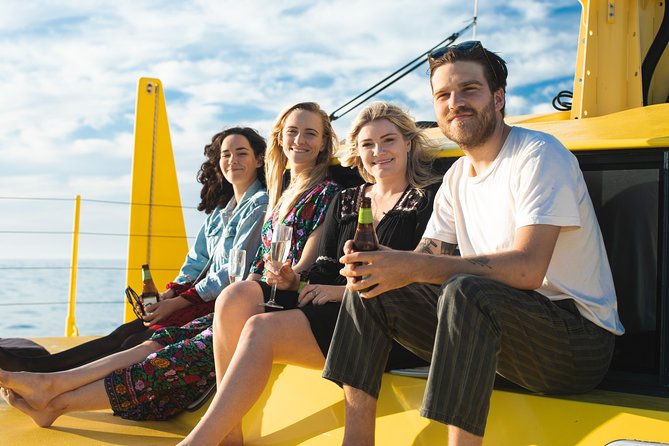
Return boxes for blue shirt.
[174,179,268,301]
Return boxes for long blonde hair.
[266,102,337,221]
[340,102,439,189]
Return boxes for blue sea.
[0,259,127,338]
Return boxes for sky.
[0,0,582,260]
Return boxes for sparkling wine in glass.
[228,248,246,284]
[261,224,293,309]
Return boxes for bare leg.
[0,340,162,409]
[1,378,110,427]
[448,426,483,446]
[179,281,265,446]
[211,281,265,388]
[178,309,324,446]
[341,386,376,446]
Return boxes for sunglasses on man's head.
[429,40,505,88]
[429,40,484,59]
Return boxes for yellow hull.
[2,337,668,445]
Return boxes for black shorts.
[257,281,427,370]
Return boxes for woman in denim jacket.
[0,127,268,372]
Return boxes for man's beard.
[438,100,497,150]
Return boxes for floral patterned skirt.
[104,313,215,420]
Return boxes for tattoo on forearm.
[417,238,438,253]
[417,238,457,256]
[467,256,493,269]
[440,242,457,255]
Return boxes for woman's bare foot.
[1,387,61,427]
[0,368,57,409]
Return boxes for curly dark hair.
[196,127,267,213]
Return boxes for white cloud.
[0,0,583,259]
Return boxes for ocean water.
[0,259,127,338]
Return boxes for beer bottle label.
[358,206,373,224]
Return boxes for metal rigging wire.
[329,17,477,121]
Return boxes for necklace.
[370,192,385,222]
[369,186,406,222]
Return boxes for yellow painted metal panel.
[123,79,188,322]
[65,195,81,337]
[3,339,665,445]
[179,364,669,446]
[424,103,669,158]
[571,0,667,119]
[518,102,669,150]
[0,405,187,446]
[572,0,644,118]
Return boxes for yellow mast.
[123,78,188,322]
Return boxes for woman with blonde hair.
[178,101,440,446]
[265,102,336,219]
[340,101,437,190]
[246,102,340,285]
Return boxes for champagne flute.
[228,248,246,284]
[261,224,293,309]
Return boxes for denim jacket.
[174,179,268,301]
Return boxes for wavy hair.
[340,102,440,189]
[428,42,508,115]
[266,102,336,221]
[196,127,267,213]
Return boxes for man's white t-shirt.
[423,127,624,335]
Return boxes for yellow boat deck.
[2,337,669,445]
[0,337,188,445]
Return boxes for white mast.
[473,0,479,39]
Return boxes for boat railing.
[0,194,197,336]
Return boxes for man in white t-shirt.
[322,41,624,446]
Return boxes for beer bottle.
[141,264,160,306]
[352,196,379,291]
